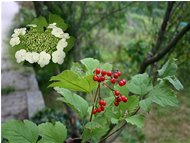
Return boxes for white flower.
[62,33,70,39]
[11,33,19,37]
[25,52,34,63]
[52,50,66,64]
[48,23,57,29]
[31,52,40,63]
[14,28,26,36]
[15,49,26,63]
[56,38,68,50]
[38,51,51,67]
[27,24,37,27]
[25,52,40,63]
[51,27,64,38]
[10,37,20,47]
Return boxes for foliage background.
[7,1,190,143]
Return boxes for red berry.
[117,96,122,102]
[114,73,119,79]
[101,70,107,76]
[99,76,105,82]
[99,99,105,106]
[110,78,116,84]
[95,68,100,74]
[118,80,124,86]
[99,100,106,106]
[122,79,126,85]
[114,90,120,96]
[107,71,112,76]
[114,101,119,106]
[93,75,99,81]
[122,97,128,102]
[97,108,101,113]
[92,109,97,114]
[103,100,106,106]
[121,96,128,102]
[117,71,122,76]
[100,106,104,111]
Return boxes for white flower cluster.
[15,50,51,67]
[47,23,69,65]
[11,23,69,68]
[10,28,26,47]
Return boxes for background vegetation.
[9,1,190,142]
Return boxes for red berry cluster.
[93,68,126,86]
[113,90,128,106]
[92,99,106,114]
[92,68,128,115]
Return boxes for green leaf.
[140,82,179,112]
[84,121,101,130]
[126,115,144,128]
[158,59,177,78]
[85,75,98,91]
[80,58,99,75]
[104,96,115,107]
[2,120,38,143]
[71,62,85,77]
[139,97,152,112]
[114,84,129,96]
[38,122,67,143]
[148,83,179,107]
[31,16,48,32]
[55,87,88,117]
[64,36,75,53]
[164,76,184,91]
[119,95,139,114]
[127,73,153,96]
[99,63,112,71]
[82,121,109,143]
[49,70,97,93]
[48,13,68,31]
[111,118,119,124]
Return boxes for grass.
[143,88,190,143]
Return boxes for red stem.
[89,83,100,121]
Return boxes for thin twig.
[89,83,100,121]
[102,83,114,91]
[100,107,140,142]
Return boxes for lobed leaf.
[2,120,38,143]
[31,16,48,32]
[139,97,152,112]
[80,58,100,75]
[49,70,97,93]
[126,114,144,128]
[82,120,109,143]
[99,63,112,71]
[119,95,139,115]
[48,13,68,31]
[164,76,184,91]
[127,73,153,96]
[38,122,67,143]
[140,82,179,112]
[55,87,89,118]
[158,59,177,78]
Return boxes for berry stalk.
[89,83,100,121]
